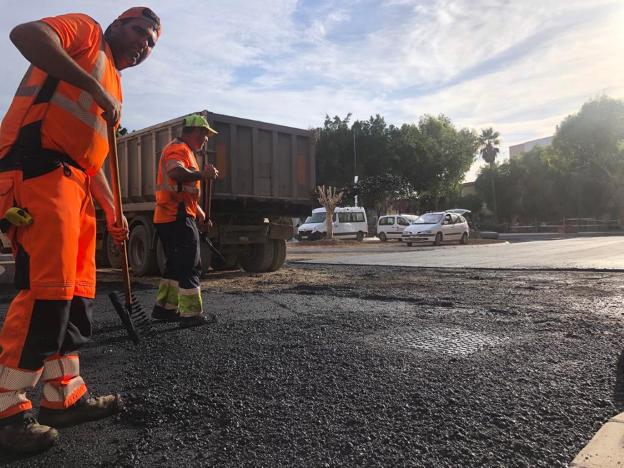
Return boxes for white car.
[402,211,470,246]
[377,214,419,241]
[297,206,368,241]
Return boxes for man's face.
[108,18,158,70]
[189,128,210,151]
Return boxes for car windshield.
[305,217,312,223]
[309,212,326,223]
[413,213,443,224]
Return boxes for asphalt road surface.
[295,237,624,270]
[0,263,622,466]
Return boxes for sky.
[0,0,623,181]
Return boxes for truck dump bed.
[111,110,315,217]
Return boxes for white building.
[509,136,553,160]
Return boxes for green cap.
[183,114,218,134]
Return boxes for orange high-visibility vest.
[154,139,201,223]
[0,14,122,176]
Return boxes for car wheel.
[434,232,443,246]
[406,242,412,247]
[379,232,387,242]
[460,232,468,245]
[356,231,364,242]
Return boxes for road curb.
[570,412,624,467]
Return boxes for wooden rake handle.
[107,125,132,305]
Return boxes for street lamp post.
[353,130,358,206]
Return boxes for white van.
[297,207,368,241]
[376,214,419,241]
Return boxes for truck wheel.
[356,231,365,242]
[239,241,275,273]
[128,223,158,276]
[104,232,122,269]
[211,251,239,271]
[267,239,287,272]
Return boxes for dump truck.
[97,110,315,276]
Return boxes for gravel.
[0,264,622,466]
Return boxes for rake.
[106,125,153,344]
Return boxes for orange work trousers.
[0,164,95,422]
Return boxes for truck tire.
[104,231,122,269]
[239,241,275,273]
[128,222,158,276]
[267,239,287,272]
[211,250,239,271]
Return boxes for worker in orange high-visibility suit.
[0,7,161,453]
[153,114,219,328]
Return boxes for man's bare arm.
[10,21,120,124]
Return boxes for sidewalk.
[571,412,624,467]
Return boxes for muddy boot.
[179,313,217,329]
[0,414,59,453]
[38,394,123,428]
[152,305,180,322]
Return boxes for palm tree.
[479,128,500,165]
[478,128,500,220]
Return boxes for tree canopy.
[315,113,478,212]
[475,96,624,224]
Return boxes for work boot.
[179,313,217,329]
[152,305,180,322]
[0,414,59,453]
[38,394,123,428]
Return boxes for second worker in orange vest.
[0,7,161,453]
[153,114,219,328]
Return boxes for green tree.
[394,115,478,210]
[552,96,624,220]
[315,114,354,187]
[316,113,478,212]
[355,174,417,216]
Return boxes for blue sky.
[0,0,623,181]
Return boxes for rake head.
[109,291,153,344]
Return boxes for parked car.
[402,211,470,246]
[297,206,368,241]
[377,214,419,241]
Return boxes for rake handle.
[206,177,213,221]
[107,125,132,306]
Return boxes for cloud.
[0,0,622,179]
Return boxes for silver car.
[402,211,470,246]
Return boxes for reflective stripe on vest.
[1,29,116,174]
[16,41,107,141]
